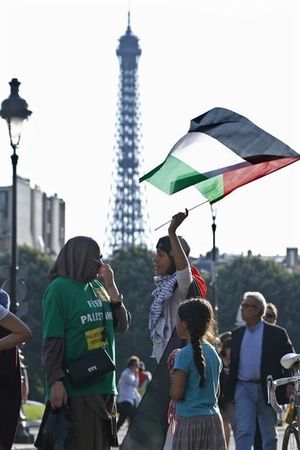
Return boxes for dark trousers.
[254,418,262,450]
[117,401,137,431]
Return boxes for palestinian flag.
[140,107,300,203]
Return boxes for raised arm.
[98,263,130,332]
[168,209,190,271]
[98,263,122,303]
[0,312,32,351]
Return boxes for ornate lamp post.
[0,78,32,314]
[0,79,33,444]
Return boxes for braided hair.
[177,298,215,388]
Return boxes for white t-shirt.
[117,367,141,406]
[0,304,9,320]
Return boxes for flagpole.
[154,199,209,231]
[211,205,218,320]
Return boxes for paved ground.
[116,426,286,449]
[13,421,286,449]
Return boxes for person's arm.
[98,263,130,332]
[51,380,68,409]
[98,263,122,303]
[0,312,32,351]
[42,284,68,409]
[170,347,188,401]
[168,209,189,271]
[111,302,131,332]
[42,337,68,409]
[42,338,66,384]
[170,369,187,401]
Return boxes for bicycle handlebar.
[267,374,300,414]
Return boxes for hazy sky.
[0,0,299,258]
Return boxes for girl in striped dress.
[170,299,227,450]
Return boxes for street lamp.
[0,78,32,314]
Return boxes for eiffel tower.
[105,13,151,255]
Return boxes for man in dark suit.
[226,291,294,450]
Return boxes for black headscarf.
[156,235,190,274]
[156,235,190,257]
[48,236,102,283]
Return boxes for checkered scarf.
[149,273,177,338]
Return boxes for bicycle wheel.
[282,424,300,450]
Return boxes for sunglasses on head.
[265,313,275,319]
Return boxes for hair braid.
[177,298,216,390]
[191,332,206,387]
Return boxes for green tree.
[19,246,53,400]
[0,246,52,401]
[108,247,157,377]
[216,255,300,351]
[2,247,299,401]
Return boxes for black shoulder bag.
[64,294,115,386]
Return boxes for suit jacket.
[226,321,294,405]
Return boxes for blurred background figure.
[138,361,152,397]
[218,331,236,447]
[227,292,293,450]
[117,355,141,431]
[263,303,278,325]
[254,302,279,449]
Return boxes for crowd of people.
[0,210,296,450]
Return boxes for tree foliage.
[108,247,157,377]
[0,246,53,401]
[1,247,299,401]
[216,255,300,351]
[19,246,53,400]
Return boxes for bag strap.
[92,285,108,321]
[90,286,110,345]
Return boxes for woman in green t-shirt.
[37,236,130,450]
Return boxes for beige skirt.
[172,413,227,450]
[67,395,117,450]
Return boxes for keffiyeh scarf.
[149,273,177,338]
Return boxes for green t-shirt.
[42,276,117,399]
